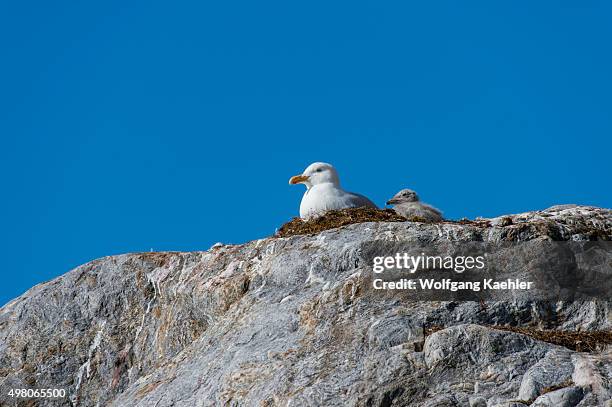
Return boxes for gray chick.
[386,189,444,222]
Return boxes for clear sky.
[1,1,611,305]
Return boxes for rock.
[518,350,574,401]
[0,205,610,406]
[468,396,487,407]
[531,386,584,407]
[422,394,460,406]
[209,242,225,250]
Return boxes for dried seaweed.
[423,324,611,353]
[541,379,574,395]
[487,325,612,352]
[276,207,408,237]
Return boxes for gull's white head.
[289,162,340,189]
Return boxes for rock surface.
[0,205,610,406]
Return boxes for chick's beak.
[386,199,396,205]
[289,174,309,185]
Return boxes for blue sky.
[1,1,611,305]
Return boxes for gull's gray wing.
[344,192,378,209]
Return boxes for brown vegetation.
[487,325,612,352]
[276,207,407,237]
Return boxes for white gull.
[289,162,376,219]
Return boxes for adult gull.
[289,162,377,219]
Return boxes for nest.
[276,207,408,238]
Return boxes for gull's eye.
[316,168,323,172]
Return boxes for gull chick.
[386,189,443,222]
[289,162,376,219]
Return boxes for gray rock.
[0,205,610,406]
[531,386,584,407]
[469,396,487,407]
[518,349,574,401]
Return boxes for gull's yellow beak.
[289,175,309,185]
